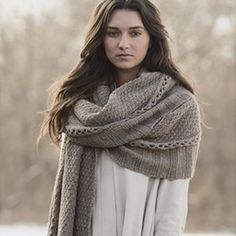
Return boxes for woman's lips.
[116,54,133,59]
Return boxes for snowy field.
[0,225,234,236]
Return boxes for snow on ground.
[0,225,234,236]
[0,225,46,236]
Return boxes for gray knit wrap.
[47,71,202,236]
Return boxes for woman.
[39,0,202,235]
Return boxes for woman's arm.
[154,178,190,236]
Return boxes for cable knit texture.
[47,71,202,236]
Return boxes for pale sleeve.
[154,178,190,236]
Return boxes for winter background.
[0,0,235,235]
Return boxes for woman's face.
[103,9,150,73]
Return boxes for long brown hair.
[39,0,194,145]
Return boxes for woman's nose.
[118,35,130,49]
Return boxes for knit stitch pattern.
[47,71,201,236]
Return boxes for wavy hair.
[39,0,194,145]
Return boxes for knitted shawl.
[47,71,201,236]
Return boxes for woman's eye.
[107,31,119,37]
[130,31,141,37]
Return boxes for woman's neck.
[115,67,140,87]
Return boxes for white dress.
[91,148,190,236]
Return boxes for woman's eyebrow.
[129,26,144,30]
[107,26,144,30]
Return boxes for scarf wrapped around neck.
[47,71,202,236]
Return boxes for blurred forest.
[0,0,235,233]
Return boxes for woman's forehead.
[107,9,144,29]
